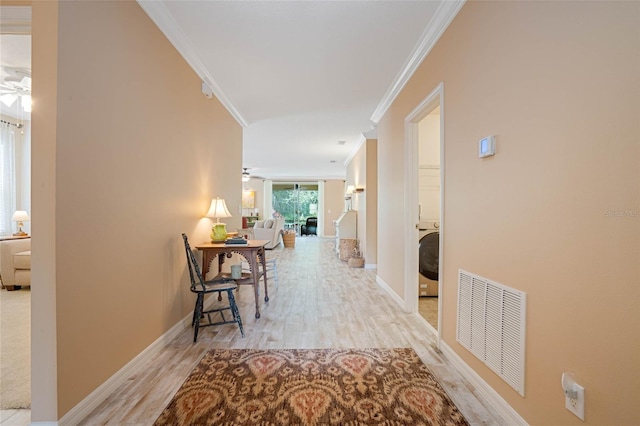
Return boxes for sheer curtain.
[0,123,16,235]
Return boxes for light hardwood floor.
[419,296,439,329]
[4,237,507,425]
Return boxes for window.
[272,183,319,232]
[0,124,16,235]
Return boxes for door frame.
[403,82,444,342]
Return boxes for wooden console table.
[195,240,270,319]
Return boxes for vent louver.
[457,269,526,396]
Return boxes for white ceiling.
[139,0,463,180]
[0,2,464,180]
[0,33,31,120]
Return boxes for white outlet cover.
[565,383,585,421]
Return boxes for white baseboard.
[364,263,377,270]
[439,340,528,426]
[375,275,408,312]
[30,422,58,426]
[58,310,193,426]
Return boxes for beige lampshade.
[205,198,231,222]
[12,210,29,236]
[12,210,30,222]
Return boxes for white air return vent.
[457,269,526,396]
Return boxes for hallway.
[58,237,504,424]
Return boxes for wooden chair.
[182,234,244,342]
[265,258,278,289]
[242,256,278,290]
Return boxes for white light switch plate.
[565,383,585,421]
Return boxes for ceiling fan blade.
[19,76,32,89]
[0,93,18,107]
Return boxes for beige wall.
[322,179,345,236]
[378,109,407,295]
[346,139,377,265]
[378,1,639,424]
[33,0,242,418]
[365,139,377,266]
[347,144,365,254]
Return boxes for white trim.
[370,0,465,123]
[344,134,366,167]
[58,310,194,426]
[364,263,377,270]
[375,275,409,312]
[30,423,57,426]
[136,0,248,127]
[404,112,420,316]
[440,340,529,426]
[436,90,445,343]
[263,180,273,218]
[318,180,325,237]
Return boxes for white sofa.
[252,217,285,249]
[0,238,31,291]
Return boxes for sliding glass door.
[272,183,318,234]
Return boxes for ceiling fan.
[242,167,266,182]
[0,67,32,112]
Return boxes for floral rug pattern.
[154,348,468,426]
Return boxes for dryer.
[418,220,439,297]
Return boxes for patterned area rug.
[154,348,468,425]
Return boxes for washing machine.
[418,220,439,297]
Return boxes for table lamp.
[12,210,30,236]
[206,198,231,242]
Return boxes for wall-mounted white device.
[479,135,496,158]
[561,372,585,421]
[201,81,213,99]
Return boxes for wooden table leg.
[201,252,212,280]
[197,245,269,320]
[258,248,269,302]
[248,253,261,318]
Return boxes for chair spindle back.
[182,233,206,291]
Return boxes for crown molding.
[344,134,366,167]
[136,0,249,128]
[370,0,465,124]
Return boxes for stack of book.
[225,237,248,245]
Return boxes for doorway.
[417,107,441,330]
[404,83,443,338]
[0,27,32,421]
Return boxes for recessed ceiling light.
[337,140,346,145]
[330,160,337,163]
